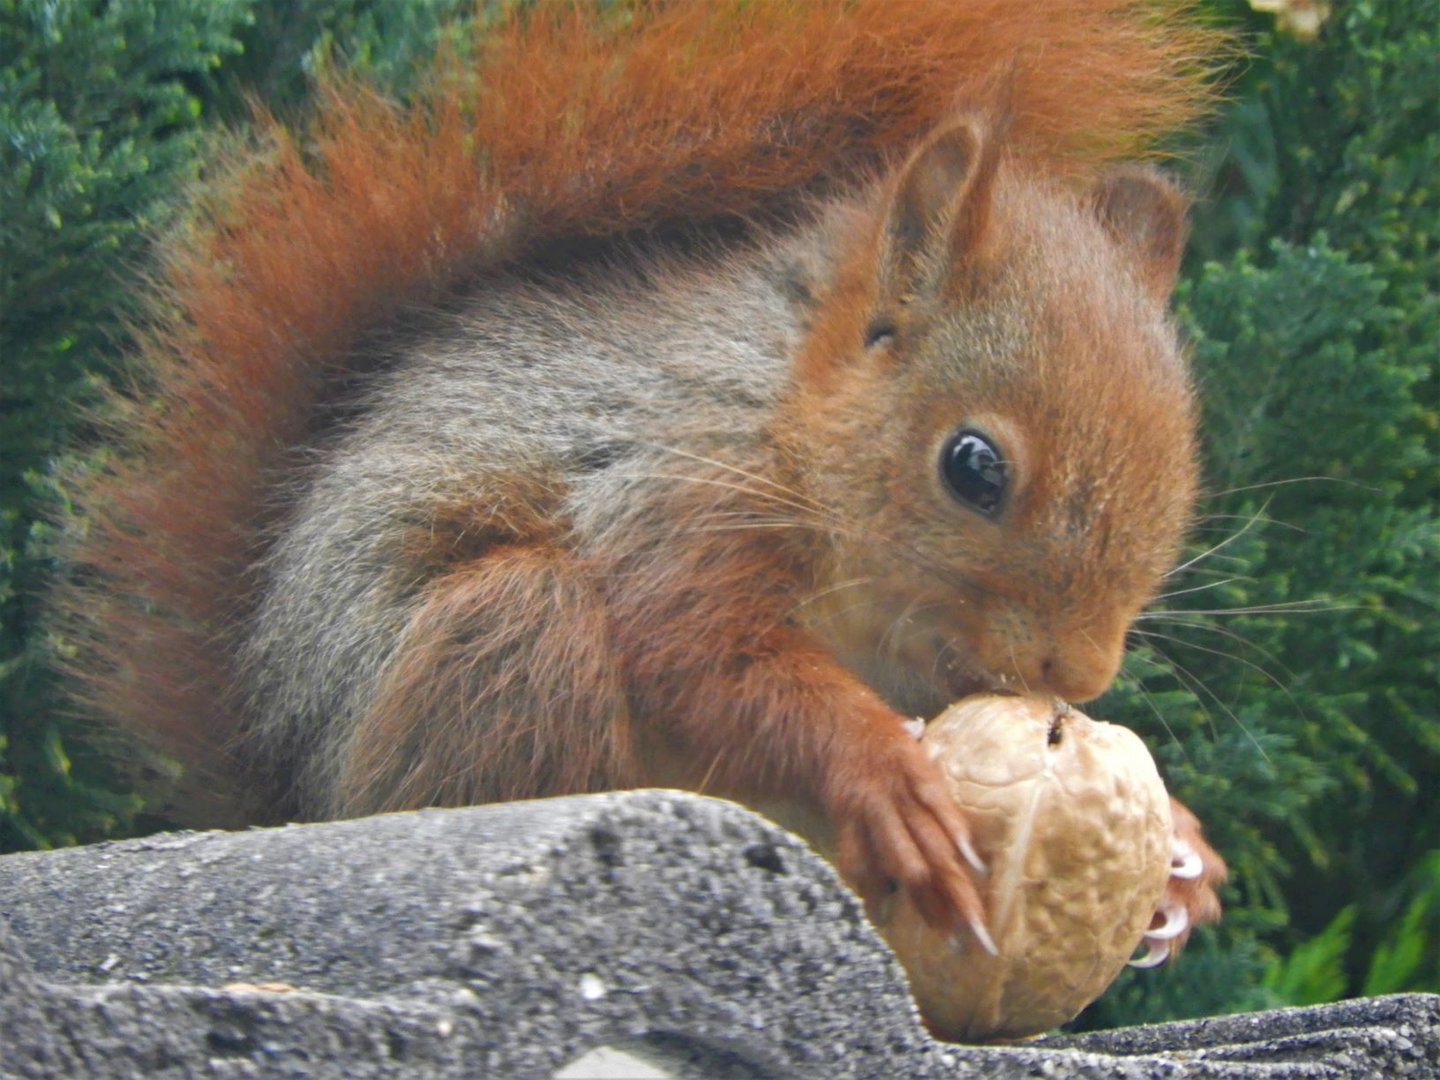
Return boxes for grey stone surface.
[1045,994,1440,1074]
[1,790,1437,1078]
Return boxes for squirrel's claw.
[1128,938,1171,969]
[1170,837,1204,880]
[830,727,991,946]
[1130,897,1188,966]
[1146,899,1190,941]
[1134,798,1227,964]
[965,913,1000,956]
[958,832,988,876]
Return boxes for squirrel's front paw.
[827,728,994,953]
[1131,797,1227,966]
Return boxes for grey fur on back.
[239,207,850,816]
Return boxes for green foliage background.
[1080,0,1440,1023]
[2,0,1435,1025]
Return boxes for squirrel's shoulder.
[355,220,830,436]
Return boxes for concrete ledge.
[2,790,1437,1078]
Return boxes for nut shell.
[881,695,1172,1040]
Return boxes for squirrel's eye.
[940,429,1008,516]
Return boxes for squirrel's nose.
[1034,652,1119,704]
[977,608,1129,703]
[1017,621,1126,703]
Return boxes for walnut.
[880,695,1173,1041]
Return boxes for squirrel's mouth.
[803,591,1012,713]
[878,660,1014,724]
[940,654,1012,703]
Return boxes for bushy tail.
[58,0,1232,818]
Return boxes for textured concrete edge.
[0,792,940,1078]
[8,965,1439,1079]
[1043,992,1440,1064]
[17,979,476,1080]
[2,792,1438,1079]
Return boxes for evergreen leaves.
[1081,0,1440,1022]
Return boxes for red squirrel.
[60,0,1227,961]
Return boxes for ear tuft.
[892,123,983,253]
[1092,170,1188,301]
[886,116,1004,293]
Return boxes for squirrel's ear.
[885,117,1002,294]
[1091,170,1188,301]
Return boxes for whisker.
[1154,577,1242,602]
[1127,631,1274,759]
[932,638,956,694]
[808,590,909,633]
[644,442,1007,600]
[1135,619,1296,680]
[696,745,727,797]
[1129,628,1293,754]
[686,520,825,535]
[635,442,827,511]
[1139,599,1346,618]
[1120,662,1189,762]
[935,634,997,697]
[610,470,825,520]
[881,597,945,661]
[786,576,879,617]
[1167,500,1273,578]
[1193,512,1310,535]
[1008,642,1031,695]
[619,445,1000,615]
[1164,564,1257,580]
[1208,475,1375,498]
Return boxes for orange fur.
[339,545,637,816]
[591,473,993,933]
[59,0,1229,811]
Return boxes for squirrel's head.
[786,117,1197,714]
